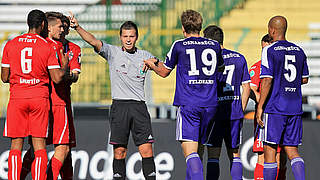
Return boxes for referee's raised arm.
[69,11,102,52]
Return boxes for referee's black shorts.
[108,100,154,146]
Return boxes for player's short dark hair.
[181,10,202,34]
[27,9,47,29]
[203,25,224,45]
[60,15,70,28]
[45,11,63,25]
[261,34,273,43]
[120,21,138,38]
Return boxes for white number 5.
[284,55,296,82]
[21,47,32,74]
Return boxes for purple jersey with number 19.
[164,37,224,107]
[261,40,309,115]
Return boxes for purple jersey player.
[256,16,309,180]
[197,25,251,180]
[144,10,224,180]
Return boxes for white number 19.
[187,48,217,76]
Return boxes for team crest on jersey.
[68,51,74,60]
[250,70,255,77]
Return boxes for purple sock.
[230,157,243,180]
[185,152,203,180]
[291,157,305,180]
[263,162,277,180]
[206,158,219,180]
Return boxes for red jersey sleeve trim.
[71,68,81,72]
[1,64,10,67]
[48,65,61,69]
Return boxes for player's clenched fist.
[68,11,79,29]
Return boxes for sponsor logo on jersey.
[20,78,40,85]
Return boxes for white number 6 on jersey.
[21,47,32,74]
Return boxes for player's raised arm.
[69,12,102,52]
[49,49,69,84]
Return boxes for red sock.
[254,163,264,180]
[31,149,48,180]
[51,157,63,180]
[8,149,22,180]
[277,167,287,180]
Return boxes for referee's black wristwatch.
[154,57,160,66]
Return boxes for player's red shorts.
[47,103,76,147]
[3,98,49,138]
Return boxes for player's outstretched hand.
[256,107,264,128]
[144,58,158,70]
[69,11,79,29]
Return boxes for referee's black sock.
[142,157,156,180]
[113,158,126,180]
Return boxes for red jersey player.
[20,12,81,180]
[250,34,287,180]
[46,13,81,180]
[1,10,68,180]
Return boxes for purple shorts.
[206,118,243,149]
[261,113,302,146]
[176,105,217,144]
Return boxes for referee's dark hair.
[27,9,47,29]
[203,25,224,45]
[261,34,273,43]
[120,21,139,38]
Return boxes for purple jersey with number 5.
[261,40,309,115]
[164,37,224,107]
[216,49,251,120]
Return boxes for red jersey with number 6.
[1,33,61,99]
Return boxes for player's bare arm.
[250,85,260,103]
[144,58,171,78]
[241,82,251,111]
[49,49,69,84]
[69,12,102,52]
[302,77,308,84]
[1,67,10,83]
[256,77,272,127]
